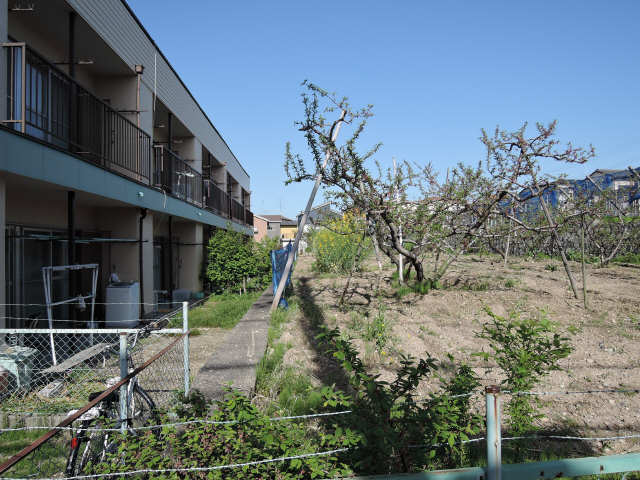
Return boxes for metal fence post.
[119,333,128,432]
[486,385,502,480]
[183,301,190,396]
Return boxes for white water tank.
[105,282,140,328]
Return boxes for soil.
[279,253,640,456]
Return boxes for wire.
[503,434,640,442]
[506,389,640,396]
[0,448,350,480]
[0,410,353,433]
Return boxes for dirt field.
[279,253,640,455]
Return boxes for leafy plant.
[206,225,279,293]
[85,389,357,479]
[317,327,481,474]
[311,212,369,274]
[474,308,572,434]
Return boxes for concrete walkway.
[193,289,272,402]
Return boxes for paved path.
[193,289,272,402]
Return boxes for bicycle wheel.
[67,405,120,476]
[129,383,161,432]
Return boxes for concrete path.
[193,289,272,402]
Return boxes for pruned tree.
[285,83,597,293]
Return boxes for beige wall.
[173,221,203,293]
[8,14,95,92]
[177,137,202,174]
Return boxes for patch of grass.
[170,292,260,329]
[613,253,640,265]
[544,263,558,272]
[504,278,518,289]
[0,429,67,475]
[463,280,489,291]
[255,302,322,416]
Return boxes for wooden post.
[270,110,346,312]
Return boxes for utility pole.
[393,157,403,283]
[270,110,346,312]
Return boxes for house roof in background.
[258,214,294,223]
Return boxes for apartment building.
[0,0,253,327]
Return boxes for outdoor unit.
[105,282,140,328]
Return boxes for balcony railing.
[231,199,245,223]
[2,43,255,228]
[203,180,230,217]
[2,43,152,183]
[153,145,203,207]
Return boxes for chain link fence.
[0,329,189,479]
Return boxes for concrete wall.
[177,136,202,174]
[173,221,203,293]
[8,12,95,91]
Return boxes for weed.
[474,308,572,435]
[504,278,517,289]
[544,264,557,272]
[169,292,260,329]
[363,305,391,350]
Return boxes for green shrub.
[311,213,369,274]
[474,308,572,434]
[206,225,279,293]
[317,328,481,474]
[86,389,357,479]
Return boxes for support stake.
[119,333,128,432]
[486,385,502,480]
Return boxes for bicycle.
[64,330,160,477]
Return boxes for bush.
[206,225,279,293]
[86,389,357,479]
[474,308,572,434]
[317,327,481,474]
[310,213,369,274]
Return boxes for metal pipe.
[67,190,76,324]
[167,111,173,152]
[68,12,76,79]
[486,385,502,480]
[168,215,173,306]
[139,208,147,309]
[119,333,128,432]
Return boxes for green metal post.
[183,301,190,395]
[486,385,502,480]
[119,333,128,432]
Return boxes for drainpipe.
[138,208,147,310]
[67,191,76,322]
[168,215,173,306]
[167,112,173,152]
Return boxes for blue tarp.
[271,242,294,308]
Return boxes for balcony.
[203,180,230,217]
[153,145,203,207]
[2,42,254,228]
[2,43,151,183]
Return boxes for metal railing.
[153,145,203,207]
[231,198,245,223]
[2,43,256,228]
[203,180,230,217]
[2,43,152,183]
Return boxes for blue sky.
[128,0,640,219]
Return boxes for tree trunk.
[581,220,587,309]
